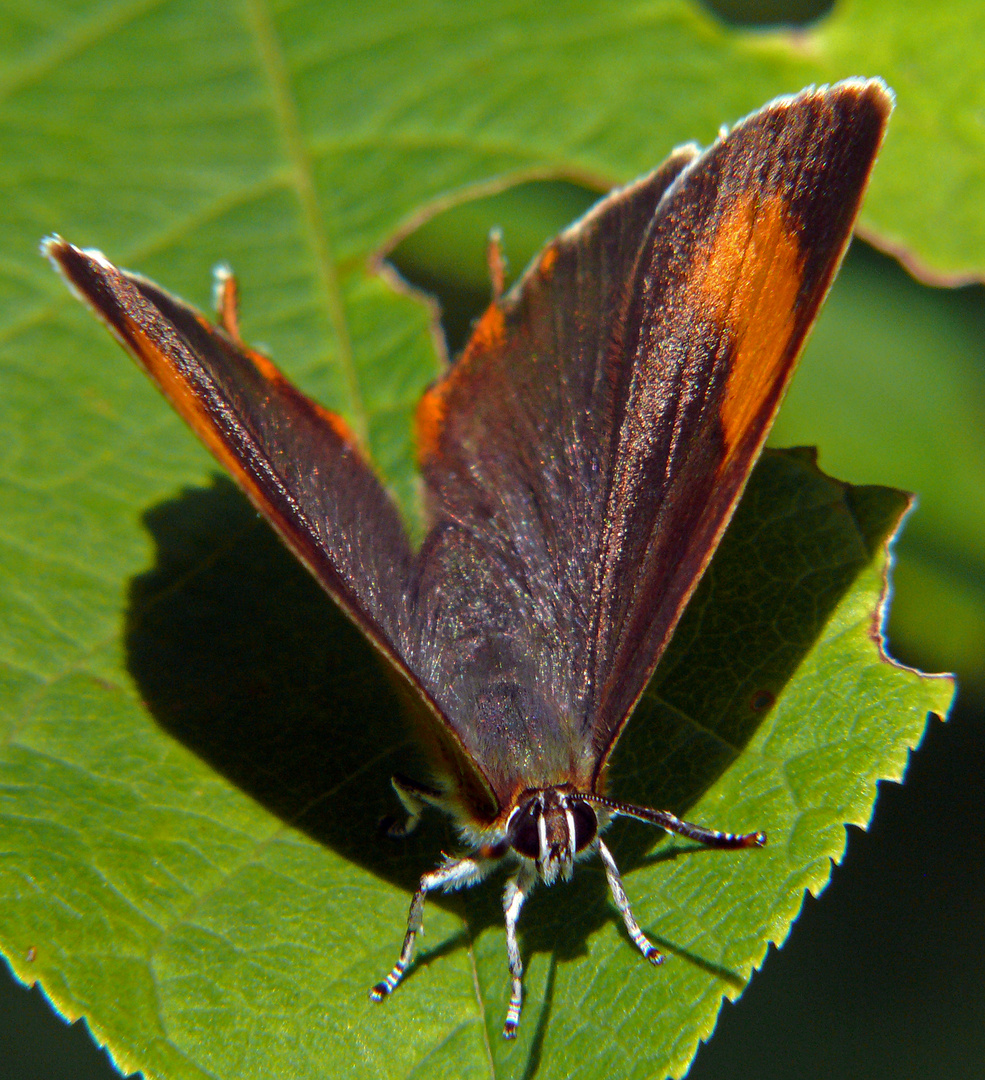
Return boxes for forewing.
[410,148,698,803]
[46,239,499,820]
[587,80,893,772]
[411,81,892,803]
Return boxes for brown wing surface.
[45,80,892,818]
[45,238,499,821]
[409,81,892,802]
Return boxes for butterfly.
[45,78,892,1038]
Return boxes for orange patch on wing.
[465,302,506,356]
[415,382,450,465]
[321,407,358,446]
[416,300,508,465]
[247,347,284,384]
[538,244,558,279]
[695,192,804,453]
[304,396,357,447]
[117,314,249,481]
[126,307,360,461]
[240,344,359,449]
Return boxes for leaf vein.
[243,0,365,440]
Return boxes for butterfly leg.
[585,795,766,850]
[486,227,507,301]
[595,838,664,966]
[211,264,243,344]
[382,773,444,838]
[371,855,488,1003]
[651,811,767,849]
[502,861,538,1039]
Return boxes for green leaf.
[0,2,967,1078]
[0,446,951,1080]
[772,242,985,693]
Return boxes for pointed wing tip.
[782,78,895,129]
[721,79,894,147]
[781,76,894,107]
[41,234,113,266]
[41,235,122,301]
[41,234,74,275]
[40,233,65,256]
[42,236,104,310]
[831,75,895,110]
[814,78,895,133]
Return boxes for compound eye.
[570,800,598,852]
[508,801,541,859]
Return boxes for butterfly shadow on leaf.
[601,445,905,876]
[123,448,902,967]
[124,474,444,894]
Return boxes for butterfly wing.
[587,81,892,774]
[45,80,891,824]
[409,148,699,808]
[411,81,892,805]
[44,239,499,819]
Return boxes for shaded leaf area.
[700,0,835,25]
[0,449,952,1080]
[127,476,434,874]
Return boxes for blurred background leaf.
[1,0,982,1077]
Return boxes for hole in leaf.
[749,688,777,713]
[388,178,601,358]
[700,0,833,27]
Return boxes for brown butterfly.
[45,78,892,1037]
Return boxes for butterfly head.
[506,786,599,885]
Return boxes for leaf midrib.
[243,0,365,440]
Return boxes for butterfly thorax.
[444,661,593,791]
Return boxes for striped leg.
[636,809,766,849]
[596,838,664,966]
[502,862,537,1039]
[585,795,766,849]
[371,855,485,1002]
